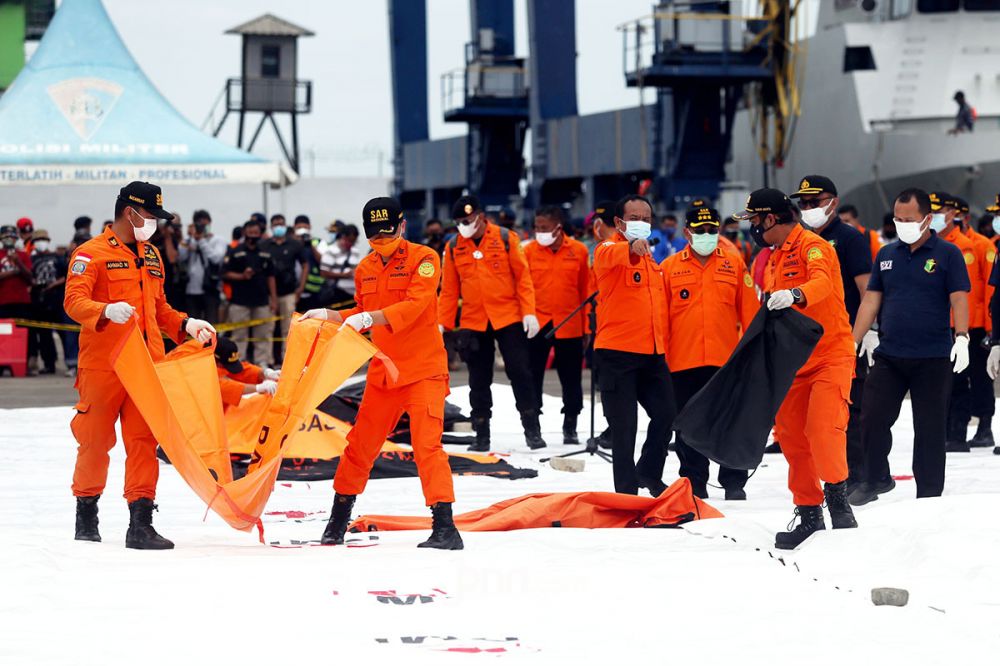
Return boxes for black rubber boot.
[75,495,101,542]
[848,477,896,506]
[638,477,667,498]
[970,420,994,448]
[724,487,747,501]
[468,416,490,452]
[775,505,825,550]
[823,481,858,529]
[588,428,612,450]
[125,498,174,550]
[562,413,579,445]
[520,410,547,450]
[320,493,356,545]
[417,503,464,550]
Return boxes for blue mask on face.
[272,225,287,238]
[992,216,1000,237]
[664,227,676,240]
[929,213,946,233]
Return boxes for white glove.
[988,345,1000,381]
[857,329,879,368]
[263,368,281,381]
[297,308,328,322]
[343,312,370,332]
[438,324,446,334]
[184,318,216,343]
[951,335,970,374]
[103,301,135,324]
[523,314,540,339]
[766,290,795,311]
[255,380,278,395]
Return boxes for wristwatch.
[790,288,804,304]
[360,312,374,329]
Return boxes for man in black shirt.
[261,214,308,366]
[28,229,66,374]
[222,220,277,365]
[791,175,873,490]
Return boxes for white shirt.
[320,242,364,294]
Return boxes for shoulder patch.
[417,261,435,278]
[744,273,753,288]
[806,246,823,262]
[70,260,87,275]
[964,252,974,265]
[988,250,996,263]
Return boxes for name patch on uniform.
[806,247,823,262]
[105,260,129,270]
[880,260,893,271]
[417,261,435,277]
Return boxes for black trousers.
[464,323,538,420]
[27,302,59,371]
[596,348,676,495]
[860,354,952,498]
[968,328,995,421]
[846,355,872,482]
[185,292,220,323]
[946,328,975,442]
[672,366,748,492]
[527,322,584,416]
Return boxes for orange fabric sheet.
[349,478,722,532]
[111,317,377,535]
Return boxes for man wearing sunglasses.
[662,202,759,501]
[439,195,545,451]
[735,188,857,549]
[790,175,873,493]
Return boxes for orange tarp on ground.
[111,317,377,535]
[349,478,722,532]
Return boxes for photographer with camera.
[178,209,226,322]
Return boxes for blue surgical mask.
[664,226,676,240]
[929,213,946,233]
[624,221,652,241]
[993,216,1000,237]
[272,225,287,238]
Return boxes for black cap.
[987,193,999,213]
[451,195,482,220]
[117,181,173,220]
[214,337,245,374]
[685,202,721,227]
[929,191,952,212]
[362,197,404,238]
[952,195,969,214]
[0,224,16,236]
[790,175,837,198]
[592,200,616,225]
[73,216,92,230]
[734,188,794,220]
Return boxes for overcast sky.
[99,0,655,178]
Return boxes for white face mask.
[33,240,50,253]
[535,230,558,247]
[458,218,479,239]
[800,201,833,229]
[131,211,158,242]
[690,232,719,256]
[894,216,928,244]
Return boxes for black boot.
[417,502,464,550]
[468,416,490,452]
[823,481,858,529]
[970,420,994,448]
[520,410,547,450]
[775,505,825,550]
[638,477,668,498]
[764,441,782,454]
[320,493,356,545]
[75,495,101,542]
[724,487,747,501]
[848,476,896,506]
[562,413,579,445]
[125,498,174,550]
[588,428,612,450]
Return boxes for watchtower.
[213,13,314,174]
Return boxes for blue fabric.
[868,233,971,359]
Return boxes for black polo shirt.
[222,242,275,307]
[818,218,872,325]
[261,237,307,296]
[868,232,970,359]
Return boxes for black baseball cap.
[733,188,794,220]
[362,197,404,238]
[117,181,173,220]
[685,202,721,227]
[214,337,244,374]
[790,175,838,198]
[929,191,952,212]
[73,216,92,230]
[592,200,616,225]
[987,194,999,213]
[952,195,969,214]
[0,224,16,236]
[451,195,482,220]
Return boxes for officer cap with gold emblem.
[929,191,952,212]
[450,194,482,221]
[117,181,173,220]
[986,193,999,214]
[592,200,617,226]
[789,175,837,199]
[213,336,245,374]
[362,196,404,238]
[685,199,721,228]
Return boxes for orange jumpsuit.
[942,226,981,328]
[965,226,995,330]
[592,233,667,354]
[764,225,855,506]
[661,247,759,372]
[439,222,535,331]
[218,363,264,409]
[851,222,881,262]
[523,236,590,338]
[335,240,454,505]
[64,226,187,502]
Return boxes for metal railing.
[440,58,527,116]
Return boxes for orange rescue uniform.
[523,235,590,338]
[764,224,855,506]
[661,247,759,372]
[335,240,454,505]
[592,233,667,354]
[965,225,995,330]
[64,226,188,502]
[851,222,881,262]
[439,222,535,331]
[942,226,981,327]
[218,363,264,409]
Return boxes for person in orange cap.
[300,196,462,550]
[64,181,216,549]
[524,205,590,445]
[439,194,544,451]
[735,188,858,549]
[662,203,758,500]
